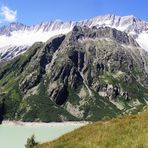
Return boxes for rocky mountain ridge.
[0,26,148,122]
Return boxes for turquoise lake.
[0,122,84,148]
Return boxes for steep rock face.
[19,35,66,94]
[0,26,148,122]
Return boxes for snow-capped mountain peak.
[0,22,28,36]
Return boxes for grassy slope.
[36,107,148,148]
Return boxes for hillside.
[0,26,148,123]
[36,107,148,148]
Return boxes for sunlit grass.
[36,107,148,148]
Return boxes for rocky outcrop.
[49,84,68,105]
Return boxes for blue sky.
[0,0,148,26]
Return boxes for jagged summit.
[0,14,147,36]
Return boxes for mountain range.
[0,14,148,123]
[0,14,148,60]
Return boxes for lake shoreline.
[0,120,89,148]
[1,120,89,127]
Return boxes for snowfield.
[136,32,148,52]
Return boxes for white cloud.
[0,5,17,22]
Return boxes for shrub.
[25,134,38,148]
